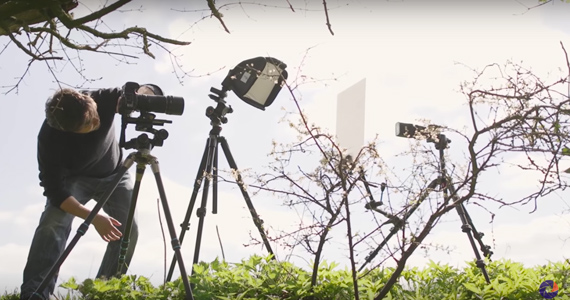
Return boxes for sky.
[1,0,570,295]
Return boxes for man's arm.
[60,196,122,242]
[38,129,71,207]
[38,129,122,242]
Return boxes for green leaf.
[463,282,482,294]
[60,277,78,290]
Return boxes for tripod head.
[120,112,171,151]
[433,133,451,150]
[206,87,234,128]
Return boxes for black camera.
[119,82,185,115]
[396,122,448,145]
[395,122,429,138]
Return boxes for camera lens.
[135,95,185,115]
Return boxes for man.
[20,84,160,300]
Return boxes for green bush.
[4,256,568,300]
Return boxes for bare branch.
[560,41,570,98]
[513,0,553,15]
[285,0,295,12]
[207,0,230,33]
[322,0,334,35]
[71,0,131,27]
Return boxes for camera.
[395,122,442,139]
[396,122,449,146]
[395,122,428,138]
[119,82,185,115]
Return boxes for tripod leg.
[434,137,491,284]
[150,158,194,300]
[31,154,135,299]
[445,182,491,284]
[167,139,210,281]
[358,178,440,272]
[219,137,275,258]
[358,222,402,272]
[193,135,218,266]
[461,203,494,259]
[213,140,219,214]
[116,162,145,275]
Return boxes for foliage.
[3,256,569,300]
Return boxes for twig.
[216,225,226,261]
[560,41,570,99]
[207,0,230,33]
[1,23,61,60]
[285,0,295,12]
[71,0,131,27]
[322,0,334,35]
[513,0,553,15]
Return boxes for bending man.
[20,84,161,300]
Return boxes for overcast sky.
[1,0,570,295]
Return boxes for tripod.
[166,87,274,281]
[31,113,194,300]
[359,134,492,284]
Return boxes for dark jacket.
[37,88,122,207]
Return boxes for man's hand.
[136,86,155,95]
[92,214,123,242]
[60,195,123,242]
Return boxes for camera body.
[395,122,442,141]
[395,122,449,148]
[119,82,185,116]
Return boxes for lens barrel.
[135,95,185,115]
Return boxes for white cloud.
[0,243,29,292]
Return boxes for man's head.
[45,88,100,133]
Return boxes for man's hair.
[45,88,97,132]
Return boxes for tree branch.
[560,41,570,98]
[0,21,61,60]
[70,0,131,27]
[207,0,230,33]
[322,0,334,35]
